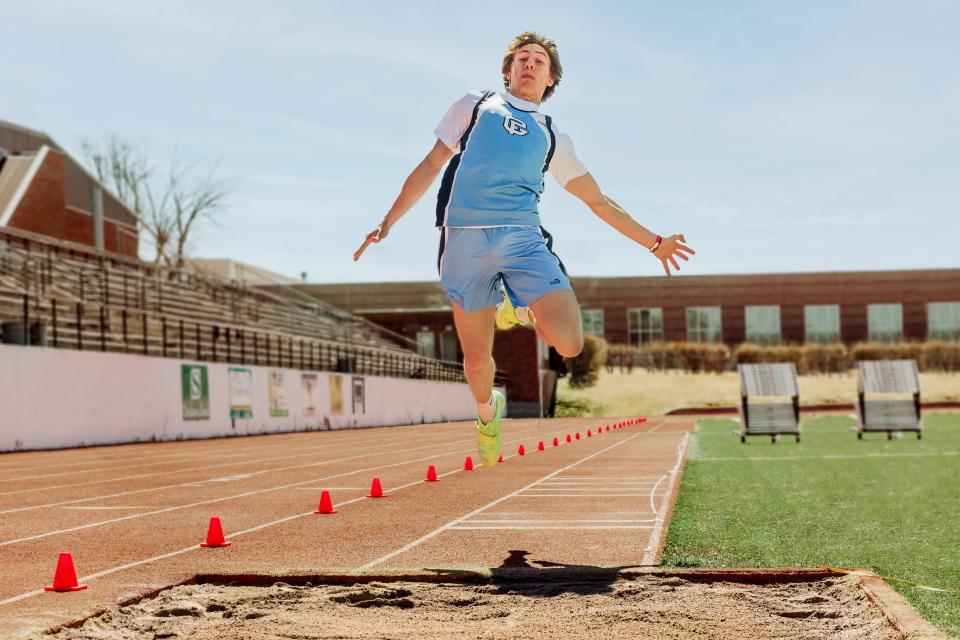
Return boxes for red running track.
[0,415,693,638]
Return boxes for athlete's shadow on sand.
[428,550,641,597]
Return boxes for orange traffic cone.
[552,437,559,447]
[575,432,581,440]
[538,440,545,451]
[367,477,385,498]
[44,552,88,592]
[200,517,231,548]
[518,444,526,456]
[587,430,592,437]
[566,434,572,443]
[497,454,504,463]
[315,490,336,514]
[426,464,438,482]
[464,456,474,471]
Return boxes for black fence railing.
[0,292,502,386]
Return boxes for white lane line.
[63,506,149,511]
[537,481,659,486]
[0,428,427,481]
[0,424,557,608]
[513,493,655,498]
[465,519,657,524]
[354,432,645,573]
[0,428,486,514]
[0,422,571,545]
[449,525,655,530]
[0,427,461,496]
[551,477,663,481]
[641,433,690,565]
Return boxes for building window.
[627,308,663,346]
[745,306,781,345]
[416,330,435,358]
[804,305,841,343]
[686,307,722,343]
[928,302,960,341]
[867,304,903,342]
[581,309,604,338]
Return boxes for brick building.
[0,119,139,258]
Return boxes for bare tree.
[82,136,233,269]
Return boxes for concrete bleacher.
[0,228,464,381]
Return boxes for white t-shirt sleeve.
[548,125,589,188]
[434,90,485,153]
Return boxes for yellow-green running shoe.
[495,290,535,330]
[476,390,505,467]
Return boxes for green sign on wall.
[181,364,210,420]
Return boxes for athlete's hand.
[654,234,695,276]
[353,221,390,261]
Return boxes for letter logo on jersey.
[503,115,528,136]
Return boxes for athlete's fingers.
[676,243,696,255]
[353,235,376,261]
[679,234,686,243]
[661,258,671,277]
[669,255,680,271]
[674,250,690,261]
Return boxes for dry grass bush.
[620,340,960,375]
[605,344,642,373]
[566,334,608,388]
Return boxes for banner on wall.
[352,376,365,414]
[329,374,343,415]
[181,364,209,420]
[268,370,288,417]
[228,367,253,419]
[301,373,319,417]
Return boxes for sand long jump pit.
[46,567,941,640]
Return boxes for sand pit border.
[44,567,948,639]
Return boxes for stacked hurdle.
[40,416,649,592]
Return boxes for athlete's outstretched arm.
[564,172,695,276]
[354,140,453,261]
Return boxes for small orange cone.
[575,432,581,440]
[464,456,474,471]
[605,425,610,432]
[200,517,231,548]
[518,444,526,456]
[566,434,572,443]
[498,454,504,463]
[587,430,592,437]
[367,477,385,498]
[552,437,559,447]
[44,552,87,592]
[425,464,438,482]
[315,490,337,514]
[538,440,545,451]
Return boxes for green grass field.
[661,413,960,638]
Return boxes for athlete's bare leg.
[528,290,584,357]
[451,303,498,421]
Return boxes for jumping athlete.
[354,32,695,467]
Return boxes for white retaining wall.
[0,344,482,452]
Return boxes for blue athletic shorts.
[437,226,572,312]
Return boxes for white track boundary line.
[450,525,655,530]
[640,433,689,565]
[0,423,581,545]
[354,432,645,573]
[0,421,597,607]
[0,428,493,513]
[0,426,475,497]
[699,451,959,462]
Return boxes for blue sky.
[2,1,957,283]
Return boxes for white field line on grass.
[354,432,646,573]
[699,451,959,462]
[0,420,622,607]
[0,421,592,546]
[641,433,690,565]
[0,425,505,513]
[0,426,468,495]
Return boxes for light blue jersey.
[434,90,587,228]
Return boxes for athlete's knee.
[553,333,584,358]
[462,353,494,376]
